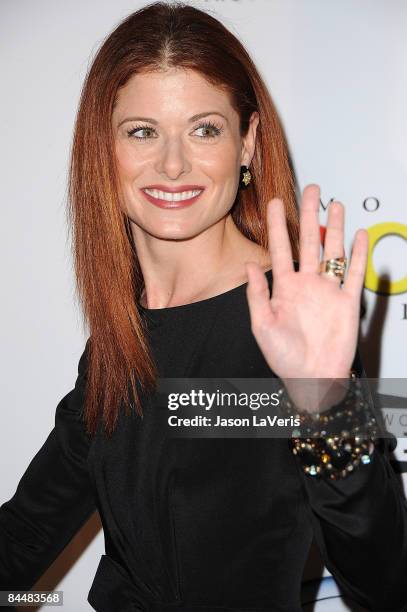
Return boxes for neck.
[132,214,270,309]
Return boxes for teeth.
[143,188,202,201]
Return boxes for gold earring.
[239,165,252,189]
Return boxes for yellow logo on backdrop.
[365,222,407,294]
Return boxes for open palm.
[245,184,368,383]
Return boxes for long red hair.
[67,1,300,438]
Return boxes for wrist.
[281,375,351,415]
[278,371,381,480]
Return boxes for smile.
[140,188,204,209]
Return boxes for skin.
[112,67,271,308]
[246,192,369,411]
[112,67,370,412]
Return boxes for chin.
[146,224,206,241]
[129,216,207,241]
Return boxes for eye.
[125,120,224,140]
[126,124,157,139]
[193,121,224,139]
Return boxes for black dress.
[1,268,407,612]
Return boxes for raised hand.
[245,184,368,408]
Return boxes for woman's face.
[112,67,259,241]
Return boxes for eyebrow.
[117,111,228,128]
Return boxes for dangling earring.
[239,165,252,189]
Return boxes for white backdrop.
[1,1,406,610]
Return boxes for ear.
[240,111,260,166]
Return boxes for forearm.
[294,437,407,612]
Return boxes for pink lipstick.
[140,185,205,209]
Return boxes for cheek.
[114,139,240,206]
[210,157,240,203]
[115,141,140,181]
[197,148,239,194]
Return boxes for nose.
[155,136,192,180]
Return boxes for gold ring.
[319,256,347,281]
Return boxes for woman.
[1,2,406,611]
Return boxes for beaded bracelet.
[278,371,381,480]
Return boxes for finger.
[321,201,345,284]
[299,184,321,274]
[245,262,275,331]
[342,229,369,298]
[267,198,294,278]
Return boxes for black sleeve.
[293,347,407,612]
[0,339,97,591]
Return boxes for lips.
[140,185,205,209]
[142,184,205,192]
